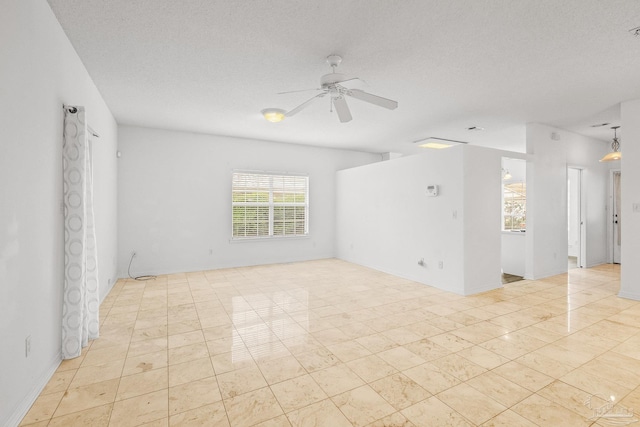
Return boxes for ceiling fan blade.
[277,88,322,95]
[285,92,327,117]
[333,96,352,123]
[338,76,367,86]
[348,89,398,110]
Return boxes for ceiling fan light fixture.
[261,108,286,123]
[599,126,621,162]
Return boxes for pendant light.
[600,126,621,162]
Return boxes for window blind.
[232,172,309,239]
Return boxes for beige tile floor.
[19,260,640,426]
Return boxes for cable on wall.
[127,252,156,281]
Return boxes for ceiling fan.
[280,55,398,123]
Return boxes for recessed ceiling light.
[590,122,611,128]
[415,137,468,149]
[261,108,286,123]
[420,142,454,149]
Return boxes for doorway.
[567,168,584,268]
[612,170,621,264]
[501,157,526,282]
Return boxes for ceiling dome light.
[261,108,286,123]
[600,126,621,162]
[415,137,468,149]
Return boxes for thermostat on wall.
[426,185,439,197]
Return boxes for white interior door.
[613,171,622,264]
[567,168,582,268]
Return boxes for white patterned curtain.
[62,106,100,359]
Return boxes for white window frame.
[503,181,526,231]
[231,171,309,240]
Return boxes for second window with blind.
[231,171,309,239]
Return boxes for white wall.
[0,1,118,426]
[336,147,465,294]
[620,99,640,300]
[117,126,379,276]
[462,146,502,294]
[525,124,611,279]
[336,145,502,295]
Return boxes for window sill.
[229,235,310,243]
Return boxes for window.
[232,172,309,239]
[503,182,526,231]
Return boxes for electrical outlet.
[25,336,31,358]
[438,261,444,269]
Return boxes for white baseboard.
[3,351,61,427]
[465,281,503,296]
[584,259,607,269]
[99,275,117,304]
[336,256,466,295]
[117,254,337,280]
[527,267,568,281]
[618,290,640,301]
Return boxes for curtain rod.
[63,105,100,138]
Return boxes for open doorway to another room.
[501,158,526,284]
[567,167,584,269]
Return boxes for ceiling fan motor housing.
[321,73,348,87]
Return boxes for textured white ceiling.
[47,0,640,154]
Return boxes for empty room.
[3,1,640,426]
